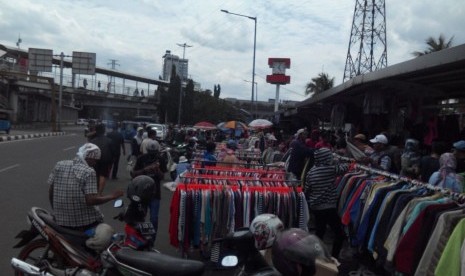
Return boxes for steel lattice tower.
[343,0,387,82]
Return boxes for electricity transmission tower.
[107,59,120,93]
[343,0,387,82]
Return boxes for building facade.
[162,50,188,81]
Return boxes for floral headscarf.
[436,152,460,189]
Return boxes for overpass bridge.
[0,43,171,126]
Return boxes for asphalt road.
[0,126,178,273]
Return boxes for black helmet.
[127,175,154,204]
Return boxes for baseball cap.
[353,134,366,141]
[137,126,144,132]
[369,134,388,144]
[453,140,465,151]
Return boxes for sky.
[0,0,464,102]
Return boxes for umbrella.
[193,121,217,130]
[248,119,273,129]
[220,120,248,130]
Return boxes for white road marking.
[63,146,76,151]
[0,164,20,173]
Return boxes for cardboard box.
[315,258,339,276]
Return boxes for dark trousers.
[111,154,121,179]
[313,208,346,258]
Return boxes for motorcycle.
[12,201,279,276]
[158,143,178,181]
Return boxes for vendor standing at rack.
[288,128,315,180]
[362,134,392,172]
[202,141,217,167]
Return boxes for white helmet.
[249,213,284,250]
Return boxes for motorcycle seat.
[38,212,89,243]
[115,247,205,276]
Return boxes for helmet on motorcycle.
[271,228,331,276]
[249,213,284,250]
[127,175,154,204]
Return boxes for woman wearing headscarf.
[428,152,464,193]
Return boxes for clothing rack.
[190,159,284,170]
[169,158,308,257]
[180,172,300,188]
[335,154,465,200]
[190,164,287,177]
[169,182,309,257]
[334,157,465,275]
[192,150,263,162]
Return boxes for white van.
[147,123,167,141]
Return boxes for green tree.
[181,79,195,125]
[305,72,334,97]
[213,84,221,98]
[159,65,181,123]
[412,34,454,57]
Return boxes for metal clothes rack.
[190,159,284,170]
[335,154,465,200]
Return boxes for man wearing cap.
[452,140,465,174]
[288,128,315,180]
[48,143,124,231]
[365,134,392,171]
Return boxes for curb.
[0,132,66,142]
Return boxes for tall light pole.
[176,43,192,125]
[221,9,257,106]
[243,79,258,118]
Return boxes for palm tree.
[412,34,454,57]
[305,72,335,97]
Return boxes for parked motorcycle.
[12,202,279,276]
[159,143,178,181]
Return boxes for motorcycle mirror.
[114,199,123,208]
[221,255,238,267]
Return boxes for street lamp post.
[221,9,257,107]
[243,79,258,118]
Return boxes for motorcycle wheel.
[15,239,66,276]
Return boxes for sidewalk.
[0,126,65,142]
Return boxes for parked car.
[147,123,167,141]
[76,118,88,126]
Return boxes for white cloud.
[1,0,464,102]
